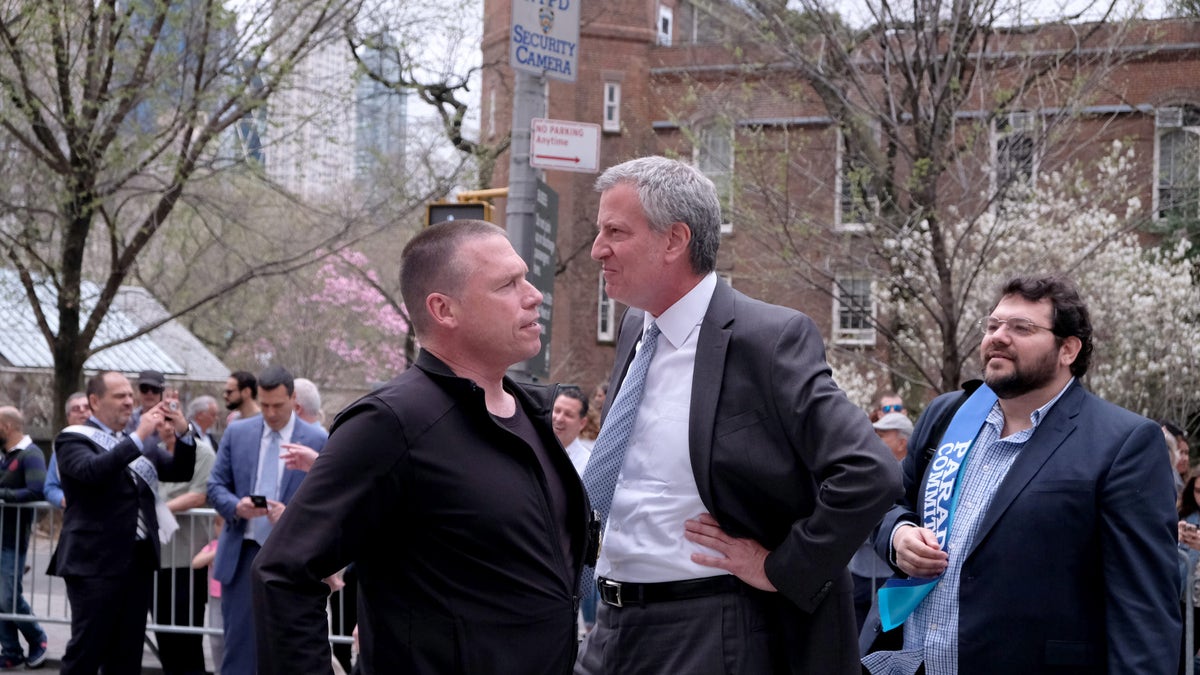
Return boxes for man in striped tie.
[51,370,197,675]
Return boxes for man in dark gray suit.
[575,156,902,675]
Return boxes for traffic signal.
[426,201,494,227]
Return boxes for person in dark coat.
[253,220,590,675]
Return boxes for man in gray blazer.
[575,156,902,675]
[207,365,327,675]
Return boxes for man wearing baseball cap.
[127,370,166,435]
[873,412,914,462]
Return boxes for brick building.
[481,2,1200,399]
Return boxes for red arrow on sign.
[534,154,581,163]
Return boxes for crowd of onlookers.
[0,367,348,674]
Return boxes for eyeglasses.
[978,317,1054,338]
[139,384,163,394]
[881,404,904,413]
[67,405,89,413]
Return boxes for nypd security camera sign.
[510,0,579,83]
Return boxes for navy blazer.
[51,420,196,577]
[206,414,327,585]
[604,280,903,674]
[872,380,1181,673]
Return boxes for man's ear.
[662,221,693,266]
[426,292,459,330]
[1059,335,1082,368]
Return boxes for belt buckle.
[599,578,623,608]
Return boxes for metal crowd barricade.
[1187,548,1196,675]
[0,503,352,646]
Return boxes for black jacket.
[254,351,590,675]
[50,420,196,577]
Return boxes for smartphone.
[250,495,268,508]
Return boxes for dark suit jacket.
[253,351,590,675]
[604,280,902,674]
[50,420,196,577]
[872,380,1180,673]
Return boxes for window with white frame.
[603,82,621,133]
[1156,105,1200,227]
[836,127,879,231]
[832,277,875,346]
[695,121,734,233]
[597,271,616,343]
[993,111,1038,203]
[658,5,674,46]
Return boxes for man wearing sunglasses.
[870,391,907,423]
[126,370,166,436]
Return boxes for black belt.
[597,575,742,607]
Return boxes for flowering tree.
[227,250,412,387]
[829,143,1200,424]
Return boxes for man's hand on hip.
[684,513,777,592]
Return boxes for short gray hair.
[293,378,321,416]
[594,156,721,274]
[187,395,217,419]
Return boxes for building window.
[658,5,673,46]
[836,128,878,232]
[993,111,1037,203]
[1156,105,1200,227]
[695,121,733,234]
[832,277,875,346]
[603,82,621,133]
[597,271,616,343]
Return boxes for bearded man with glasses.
[862,274,1181,674]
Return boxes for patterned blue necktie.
[252,430,281,545]
[580,321,660,597]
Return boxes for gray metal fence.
[0,503,351,644]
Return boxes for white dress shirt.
[596,272,729,583]
[564,437,591,477]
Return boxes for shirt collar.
[988,377,1075,436]
[88,415,116,435]
[644,273,718,349]
[264,413,295,441]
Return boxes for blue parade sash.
[876,384,997,631]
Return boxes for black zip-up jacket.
[254,350,590,675]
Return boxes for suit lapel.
[967,381,1083,557]
[689,281,734,510]
[245,418,265,494]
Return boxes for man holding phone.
[207,366,327,675]
[51,371,197,674]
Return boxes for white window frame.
[694,121,734,234]
[835,126,879,232]
[832,277,876,346]
[1153,105,1200,226]
[992,111,1038,203]
[597,271,616,343]
[603,82,621,133]
[658,5,673,46]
